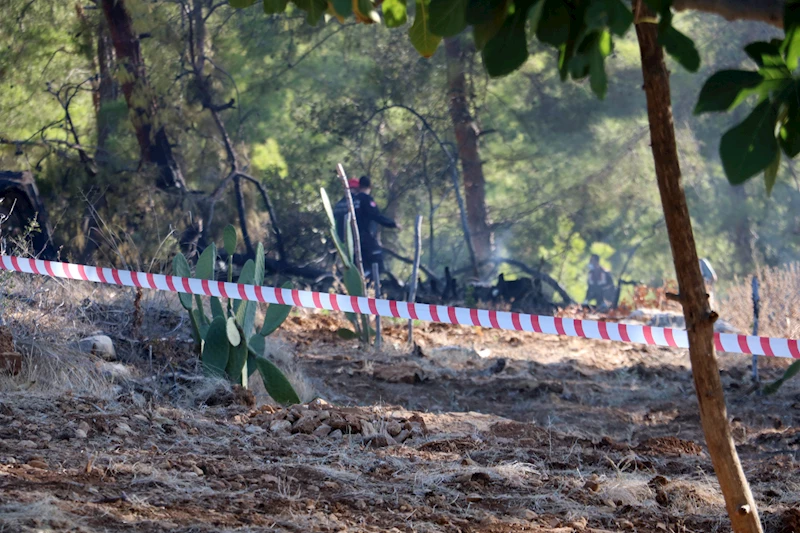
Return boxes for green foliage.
[409,0,441,58]
[382,0,408,27]
[173,224,300,404]
[695,4,800,193]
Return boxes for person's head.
[589,254,600,267]
[347,178,360,190]
[359,175,372,194]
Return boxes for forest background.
[1,0,793,300]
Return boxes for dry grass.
[719,263,800,339]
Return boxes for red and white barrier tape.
[1,255,798,358]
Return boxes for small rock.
[395,429,411,442]
[386,421,402,437]
[362,434,394,448]
[584,480,601,492]
[329,429,343,439]
[77,421,90,433]
[98,362,132,380]
[245,425,265,434]
[79,335,116,360]
[516,509,538,520]
[292,416,319,435]
[192,465,204,476]
[270,420,292,434]
[27,458,48,469]
[317,410,330,421]
[18,440,36,449]
[114,423,132,436]
[313,424,332,437]
[466,493,483,502]
[361,420,377,437]
[570,517,588,529]
[75,429,88,439]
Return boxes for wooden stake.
[373,262,381,350]
[408,215,423,344]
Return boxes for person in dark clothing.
[333,176,400,277]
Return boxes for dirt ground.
[1,278,800,532]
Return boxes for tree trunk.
[634,6,763,533]
[101,0,186,191]
[444,36,492,269]
[234,176,254,256]
[95,16,118,162]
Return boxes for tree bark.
[635,6,763,533]
[234,176,254,256]
[95,16,119,161]
[444,36,492,269]
[101,0,186,191]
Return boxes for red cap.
[348,178,360,189]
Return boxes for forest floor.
[0,277,799,532]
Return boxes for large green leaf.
[658,24,700,73]
[337,327,359,339]
[263,0,289,13]
[249,334,266,357]
[382,0,407,26]
[604,0,632,36]
[223,225,237,256]
[194,244,216,311]
[172,253,193,311]
[783,1,800,70]
[210,296,226,319]
[292,0,327,25]
[472,0,510,51]
[764,360,800,395]
[745,41,785,69]
[482,0,535,77]
[428,0,467,37]
[588,31,611,99]
[229,0,257,7]
[202,316,230,378]
[331,0,353,17]
[320,187,336,227]
[255,357,301,405]
[260,281,293,336]
[780,97,800,157]
[343,266,364,297]
[535,0,570,47]
[193,308,210,339]
[694,70,765,114]
[466,0,504,24]
[409,0,442,58]
[764,149,781,194]
[720,100,780,185]
[234,259,256,321]
[188,308,202,346]
[226,331,248,387]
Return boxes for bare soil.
[1,280,800,532]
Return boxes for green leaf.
[227,333,249,387]
[588,31,610,99]
[535,0,570,47]
[234,259,256,321]
[202,317,230,378]
[343,267,364,297]
[226,316,242,346]
[255,357,301,405]
[249,334,266,357]
[264,0,289,13]
[783,2,800,70]
[211,296,226,319]
[466,0,505,24]
[292,0,327,25]
[230,0,257,7]
[330,0,352,16]
[764,360,800,395]
[409,0,442,58]
[382,0,407,26]
[658,25,700,72]
[720,100,780,185]
[188,308,202,346]
[694,70,765,114]
[764,149,781,194]
[260,281,293,336]
[320,187,336,227]
[745,41,784,68]
[172,253,193,311]
[780,98,800,156]
[336,327,359,339]
[223,225,237,256]
[482,0,535,77]
[193,308,210,339]
[194,244,216,312]
[605,0,632,36]
[354,0,380,22]
[428,0,468,37]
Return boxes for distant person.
[583,254,615,310]
[699,258,717,307]
[333,176,400,278]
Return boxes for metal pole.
[752,275,760,384]
[408,215,423,344]
[372,262,381,350]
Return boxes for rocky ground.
[0,277,799,532]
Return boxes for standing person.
[333,176,400,278]
[583,254,616,310]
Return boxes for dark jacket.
[333,191,396,253]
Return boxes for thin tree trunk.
[635,6,762,533]
[234,176,254,256]
[95,16,118,161]
[101,0,186,191]
[444,36,492,268]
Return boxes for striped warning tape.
[1,255,798,358]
